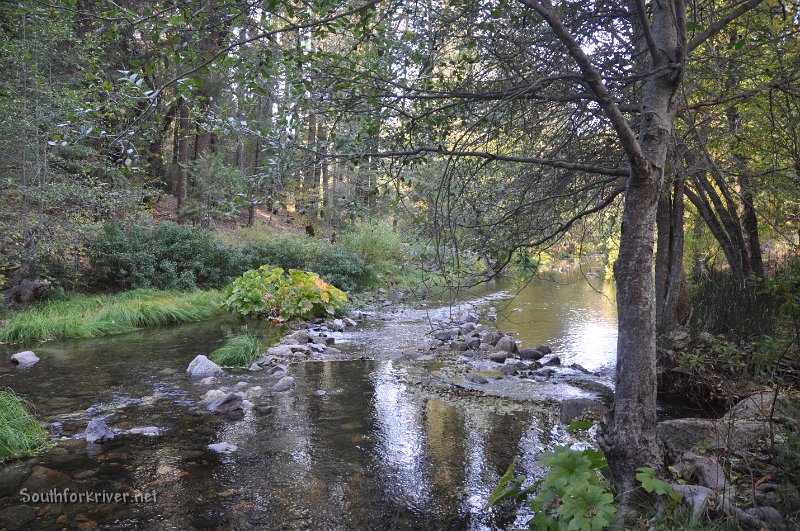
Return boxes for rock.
[469,374,489,384]
[488,352,508,363]
[253,355,278,367]
[567,363,591,374]
[495,336,518,353]
[207,393,243,414]
[186,355,224,379]
[486,313,497,321]
[280,330,310,345]
[559,398,608,425]
[315,389,327,396]
[744,506,785,528]
[201,389,226,404]
[697,331,715,345]
[20,466,70,492]
[449,341,469,352]
[532,368,555,379]
[499,364,518,376]
[342,317,357,327]
[0,505,37,531]
[668,329,691,349]
[519,348,544,361]
[198,376,219,385]
[482,332,504,346]
[657,419,770,455]
[542,356,561,367]
[267,364,287,377]
[207,443,237,453]
[460,322,476,334]
[246,386,264,399]
[271,376,295,392]
[330,319,346,332]
[85,419,114,443]
[461,312,479,323]
[434,330,453,341]
[85,406,101,417]
[536,345,553,355]
[126,426,161,436]
[677,452,726,490]
[466,337,481,350]
[672,484,713,522]
[241,400,254,410]
[249,362,263,371]
[0,464,32,497]
[10,351,39,368]
[724,392,790,420]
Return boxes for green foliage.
[183,153,245,225]
[238,233,368,292]
[210,334,262,367]
[0,389,50,462]
[89,221,239,290]
[224,265,347,321]
[487,446,616,530]
[0,289,224,343]
[636,467,681,505]
[341,221,409,284]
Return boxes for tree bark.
[176,98,190,213]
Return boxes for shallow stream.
[1,271,624,530]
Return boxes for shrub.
[306,245,368,292]
[89,221,240,290]
[341,220,404,265]
[210,334,262,367]
[239,234,368,292]
[182,153,245,226]
[0,389,50,462]
[224,265,347,321]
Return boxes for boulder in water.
[85,419,114,444]
[271,376,295,392]
[10,351,39,368]
[519,348,543,361]
[495,336,518,353]
[186,355,223,379]
[207,393,243,414]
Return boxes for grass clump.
[210,334,262,367]
[0,389,49,462]
[0,289,224,343]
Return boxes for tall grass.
[0,289,224,343]
[210,334,262,367]
[0,389,49,462]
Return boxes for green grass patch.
[0,289,225,343]
[0,389,50,462]
[210,334,262,367]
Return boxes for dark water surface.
[0,273,620,530]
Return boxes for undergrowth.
[0,289,224,343]
[0,389,50,462]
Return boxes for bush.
[306,246,368,292]
[0,389,49,462]
[224,265,347,321]
[690,270,779,338]
[239,233,367,292]
[341,221,403,264]
[89,221,240,290]
[210,334,262,367]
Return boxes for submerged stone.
[10,351,39,368]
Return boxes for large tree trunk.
[598,0,684,494]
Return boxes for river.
[0,271,620,530]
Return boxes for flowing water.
[0,271,621,530]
